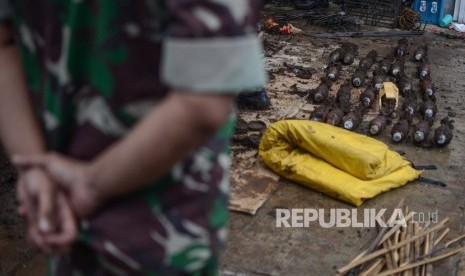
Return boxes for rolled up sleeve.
[161,0,267,93]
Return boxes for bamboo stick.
[403,230,412,276]
[393,230,401,267]
[402,207,412,276]
[375,246,465,276]
[421,232,430,276]
[400,226,407,266]
[383,240,395,270]
[352,200,407,262]
[407,221,415,276]
[337,218,449,274]
[425,233,435,276]
[413,222,421,276]
[359,259,385,276]
[421,221,432,233]
[433,228,450,248]
[387,238,398,270]
[380,212,415,245]
[445,233,465,248]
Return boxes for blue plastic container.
[440,14,453,27]
[413,0,445,25]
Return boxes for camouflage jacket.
[1,0,265,275]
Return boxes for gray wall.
[445,0,455,16]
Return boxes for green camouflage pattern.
[7,0,261,274]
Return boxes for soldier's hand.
[14,153,102,218]
[16,168,77,253]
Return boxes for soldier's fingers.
[45,194,77,253]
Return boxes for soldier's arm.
[14,0,266,214]
[87,0,267,201]
[0,19,77,252]
[0,23,46,156]
[86,92,234,202]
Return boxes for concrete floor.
[220,6,465,276]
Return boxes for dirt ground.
[220,3,465,276]
[1,3,465,276]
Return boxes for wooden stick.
[421,220,432,233]
[445,233,465,248]
[400,226,408,266]
[393,229,401,266]
[421,232,430,276]
[404,208,413,276]
[359,259,385,276]
[352,200,407,262]
[403,230,412,276]
[394,232,401,276]
[337,218,449,274]
[425,233,435,276]
[406,221,414,276]
[380,212,415,245]
[387,238,398,269]
[375,246,465,276]
[383,240,395,270]
[433,228,450,248]
[413,222,421,276]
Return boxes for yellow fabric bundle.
[259,120,421,206]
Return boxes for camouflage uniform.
[1,1,266,275]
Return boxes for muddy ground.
[221,3,465,276]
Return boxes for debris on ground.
[337,203,465,276]
[264,18,303,35]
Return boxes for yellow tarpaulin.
[259,120,422,206]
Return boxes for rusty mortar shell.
[310,105,330,122]
[421,100,437,119]
[373,76,384,92]
[359,57,374,71]
[391,119,409,143]
[343,111,362,130]
[360,87,375,108]
[381,58,392,74]
[420,79,434,98]
[337,83,352,104]
[351,69,366,87]
[414,45,428,61]
[395,38,409,57]
[326,64,341,81]
[418,61,430,80]
[369,115,387,135]
[434,125,453,147]
[343,52,355,65]
[414,120,430,143]
[325,108,344,126]
[313,83,329,103]
[329,48,344,63]
[399,78,413,96]
[391,59,403,77]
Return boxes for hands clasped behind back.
[14,153,100,254]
